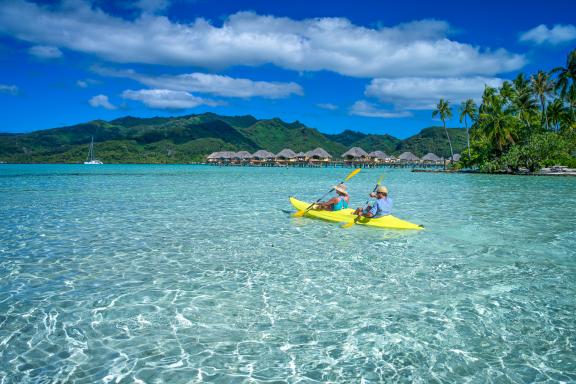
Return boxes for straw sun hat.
[370,185,388,197]
[334,184,348,195]
[376,185,388,194]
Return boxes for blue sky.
[0,0,574,138]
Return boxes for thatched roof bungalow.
[206,152,222,161]
[207,151,236,161]
[368,150,389,162]
[275,149,297,160]
[251,150,275,160]
[398,152,420,162]
[295,152,307,160]
[306,148,332,161]
[421,153,441,163]
[449,153,461,162]
[342,147,369,160]
[232,151,252,161]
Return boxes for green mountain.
[0,113,466,163]
[326,130,401,154]
[398,127,468,157]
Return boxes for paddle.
[292,168,361,217]
[341,174,384,228]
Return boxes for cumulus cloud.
[77,80,88,88]
[28,45,62,59]
[365,77,504,110]
[350,101,411,118]
[0,84,18,95]
[89,94,117,109]
[93,67,303,98]
[519,24,576,45]
[0,1,525,77]
[121,89,222,109]
[317,103,338,110]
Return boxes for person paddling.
[354,185,392,218]
[315,184,350,211]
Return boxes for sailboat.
[84,136,103,165]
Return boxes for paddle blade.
[377,175,384,185]
[292,210,306,217]
[344,168,361,181]
[341,221,356,229]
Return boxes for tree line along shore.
[430,49,576,174]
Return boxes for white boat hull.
[84,160,103,165]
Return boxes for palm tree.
[511,88,538,139]
[500,81,514,105]
[531,70,555,130]
[547,98,566,132]
[432,99,454,163]
[480,86,497,114]
[477,96,517,154]
[513,73,530,94]
[459,99,477,158]
[566,84,576,123]
[551,49,576,100]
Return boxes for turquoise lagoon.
[0,164,575,383]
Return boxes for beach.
[1,164,575,382]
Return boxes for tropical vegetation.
[0,113,466,163]
[435,49,576,173]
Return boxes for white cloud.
[121,89,222,109]
[93,67,303,98]
[89,94,117,110]
[350,101,411,118]
[0,1,525,78]
[365,77,504,110]
[28,45,62,59]
[77,80,88,88]
[519,24,576,45]
[0,84,18,95]
[317,103,338,110]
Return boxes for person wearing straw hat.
[315,184,350,211]
[354,185,393,218]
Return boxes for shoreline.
[412,169,576,177]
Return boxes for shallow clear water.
[0,164,575,383]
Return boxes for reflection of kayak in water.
[290,197,423,230]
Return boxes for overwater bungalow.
[251,149,275,164]
[306,148,332,163]
[206,151,222,163]
[275,149,297,163]
[398,152,420,163]
[421,153,442,164]
[368,150,389,163]
[207,151,236,163]
[342,147,369,162]
[232,151,252,163]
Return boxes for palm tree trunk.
[443,120,454,165]
[465,117,471,158]
[541,96,548,130]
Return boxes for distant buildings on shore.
[207,147,458,166]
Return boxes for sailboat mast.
[87,136,94,162]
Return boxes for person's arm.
[317,196,338,209]
[364,204,378,218]
[325,197,339,205]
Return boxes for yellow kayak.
[290,197,423,230]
